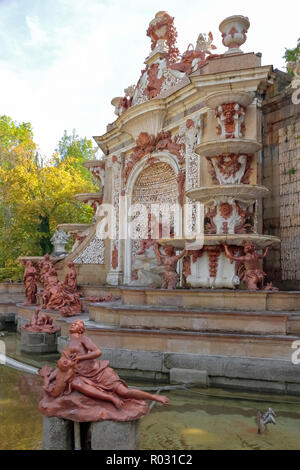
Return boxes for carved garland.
[207,153,253,185]
[123,131,185,184]
[183,245,245,280]
[204,201,254,235]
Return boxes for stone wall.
[279,121,300,281]
[263,72,300,286]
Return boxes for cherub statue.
[223,242,273,291]
[157,246,186,289]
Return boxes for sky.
[0,0,299,158]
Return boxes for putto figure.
[157,246,186,289]
[39,320,169,422]
[223,242,276,291]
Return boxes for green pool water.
[1,332,300,450]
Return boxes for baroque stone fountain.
[157,21,280,289]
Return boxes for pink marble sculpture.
[40,261,82,317]
[21,307,60,334]
[23,261,38,305]
[157,246,186,289]
[38,254,54,285]
[39,320,169,422]
[224,242,278,291]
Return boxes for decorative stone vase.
[51,229,69,258]
[219,15,250,55]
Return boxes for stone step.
[88,302,300,335]
[0,301,18,315]
[120,287,300,312]
[84,321,300,361]
[0,283,25,297]
[79,285,121,298]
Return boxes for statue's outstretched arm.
[176,249,187,261]
[259,246,270,259]
[223,244,244,262]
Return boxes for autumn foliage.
[0,116,98,281]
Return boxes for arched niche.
[123,152,182,284]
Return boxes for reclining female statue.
[39,320,169,421]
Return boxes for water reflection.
[1,332,300,450]
[0,366,43,450]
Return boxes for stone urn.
[219,15,250,55]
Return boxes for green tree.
[0,115,36,168]
[0,118,98,281]
[56,129,99,178]
[284,38,300,74]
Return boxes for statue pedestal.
[43,417,73,450]
[90,419,140,450]
[20,329,61,354]
[42,416,141,450]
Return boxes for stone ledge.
[170,368,208,387]
[56,339,300,389]
[21,329,61,354]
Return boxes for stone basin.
[57,223,92,233]
[157,234,280,250]
[186,184,269,203]
[74,193,103,203]
[83,160,105,170]
[195,139,261,157]
[205,91,254,109]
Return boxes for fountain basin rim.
[206,91,254,109]
[74,193,103,202]
[195,139,261,157]
[83,160,105,169]
[58,223,92,233]
[157,234,280,249]
[186,184,269,203]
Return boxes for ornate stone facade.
[207,154,253,185]
[73,237,105,265]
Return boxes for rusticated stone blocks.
[90,419,141,450]
[43,417,74,450]
[170,368,208,386]
[20,329,61,354]
[42,417,141,450]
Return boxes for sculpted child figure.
[157,246,186,289]
[224,242,271,291]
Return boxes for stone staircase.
[4,283,300,393]
[82,287,300,392]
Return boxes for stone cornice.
[94,64,274,155]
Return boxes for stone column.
[106,154,124,285]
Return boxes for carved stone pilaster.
[106,154,124,285]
